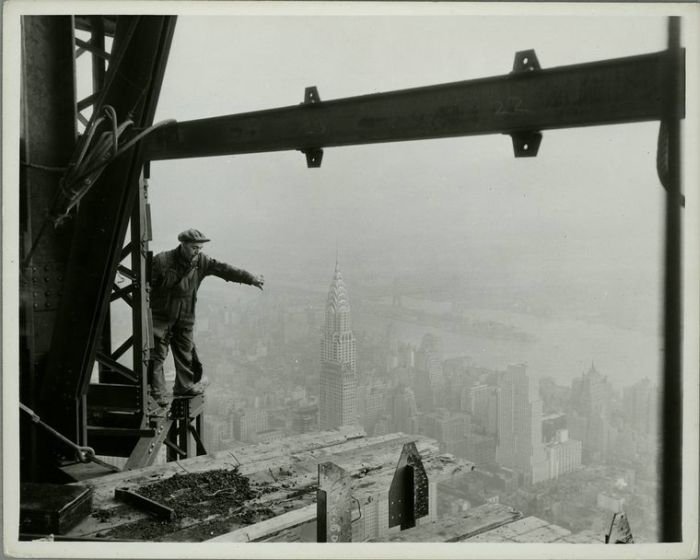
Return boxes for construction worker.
[149,228,264,405]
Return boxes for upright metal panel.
[316,462,352,543]
[388,442,429,531]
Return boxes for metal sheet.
[317,462,351,543]
[606,512,634,544]
[388,442,429,530]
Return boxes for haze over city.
[134,14,666,389]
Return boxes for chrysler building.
[319,261,358,429]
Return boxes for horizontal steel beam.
[144,49,683,162]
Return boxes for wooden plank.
[206,505,316,542]
[373,503,522,542]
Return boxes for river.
[354,296,661,389]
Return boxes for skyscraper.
[622,377,658,436]
[391,384,420,434]
[319,262,358,429]
[568,363,614,463]
[496,364,548,485]
[544,429,582,479]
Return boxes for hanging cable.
[21,104,176,269]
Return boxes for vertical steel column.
[166,413,193,461]
[19,16,77,480]
[131,174,154,418]
[193,414,206,455]
[87,17,114,385]
[90,16,106,92]
[660,16,683,543]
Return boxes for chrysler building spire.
[319,260,358,429]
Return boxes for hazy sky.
[144,13,670,330]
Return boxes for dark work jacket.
[150,246,255,333]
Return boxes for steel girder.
[39,16,177,451]
[143,49,683,163]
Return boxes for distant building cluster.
[191,261,660,541]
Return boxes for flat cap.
[178,228,210,243]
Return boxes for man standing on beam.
[149,228,264,406]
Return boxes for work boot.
[150,392,170,407]
[173,385,205,398]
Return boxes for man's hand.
[252,274,265,290]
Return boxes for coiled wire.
[21,105,175,268]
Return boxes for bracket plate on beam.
[302,148,323,168]
[388,441,429,530]
[510,131,543,157]
[317,462,351,543]
[512,49,541,73]
[509,50,543,157]
[304,86,321,104]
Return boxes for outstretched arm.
[202,255,264,290]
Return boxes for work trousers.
[150,321,197,396]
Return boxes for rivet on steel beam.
[510,131,542,158]
[304,86,321,105]
[512,49,541,74]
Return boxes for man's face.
[181,242,204,262]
